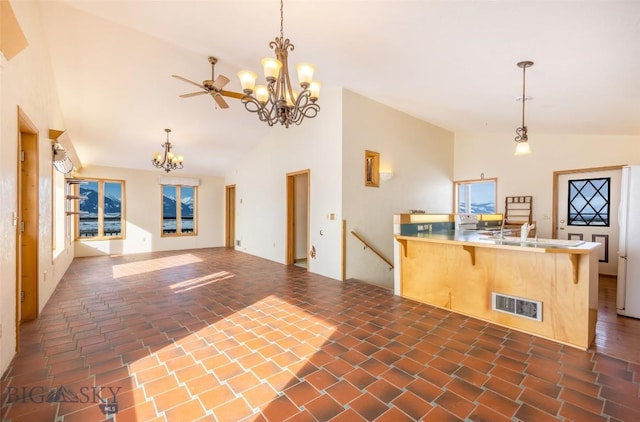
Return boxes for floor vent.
[492,292,542,321]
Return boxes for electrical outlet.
[0,323,3,339]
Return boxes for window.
[568,177,610,226]
[454,178,497,214]
[77,179,125,239]
[162,184,197,236]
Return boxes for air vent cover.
[492,292,542,321]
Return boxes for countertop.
[395,230,601,255]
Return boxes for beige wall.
[225,88,344,280]
[0,1,73,375]
[454,132,640,237]
[342,90,455,289]
[74,165,225,257]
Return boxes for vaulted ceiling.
[38,1,640,176]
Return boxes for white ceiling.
[38,0,640,176]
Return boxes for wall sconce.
[379,170,394,182]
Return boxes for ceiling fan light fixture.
[173,56,243,109]
[514,60,534,156]
[238,0,321,128]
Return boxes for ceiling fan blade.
[219,89,244,99]
[172,74,206,89]
[179,91,208,98]
[212,93,229,109]
[212,75,230,90]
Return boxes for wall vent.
[492,292,542,322]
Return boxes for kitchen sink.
[481,236,585,248]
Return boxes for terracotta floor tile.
[518,388,561,417]
[2,249,639,422]
[422,404,464,421]
[476,389,519,418]
[348,392,389,421]
[211,396,252,422]
[153,385,191,412]
[434,390,475,419]
[242,383,278,408]
[304,369,339,392]
[303,393,344,421]
[198,384,236,409]
[392,390,433,419]
[325,379,361,406]
[328,407,367,422]
[514,403,561,422]
[343,367,377,390]
[227,371,261,394]
[374,406,414,422]
[259,395,299,422]
[468,404,513,422]
[365,379,402,404]
[283,380,321,407]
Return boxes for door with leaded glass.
[557,169,621,275]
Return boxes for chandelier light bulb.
[261,58,282,81]
[255,85,269,103]
[309,80,321,100]
[296,62,315,87]
[238,70,258,93]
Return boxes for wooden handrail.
[351,231,394,270]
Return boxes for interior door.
[286,170,310,268]
[17,110,40,329]
[557,168,621,275]
[225,185,236,248]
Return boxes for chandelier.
[237,0,320,128]
[152,129,184,173]
[514,60,534,155]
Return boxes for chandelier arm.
[239,0,320,127]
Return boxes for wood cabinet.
[395,234,600,349]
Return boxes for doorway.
[17,108,40,349]
[554,166,623,275]
[286,170,310,268]
[225,185,236,248]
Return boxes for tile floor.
[1,248,640,421]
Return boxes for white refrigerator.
[617,165,640,318]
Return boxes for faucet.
[520,223,535,241]
[493,219,506,239]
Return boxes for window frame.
[567,177,611,227]
[75,178,126,240]
[453,178,498,214]
[161,184,198,237]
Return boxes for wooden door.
[556,167,621,275]
[18,109,39,325]
[225,185,236,248]
[286,170,310,267]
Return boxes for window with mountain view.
[77,179,124,239]
[162,184,197,236]
[454,178,497,214]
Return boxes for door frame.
[225,184,236,248]
[17,107,40,349]
[286,170,310,266]
[552,165,625,239]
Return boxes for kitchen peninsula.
[393,213,601,349]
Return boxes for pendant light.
[514,61,533,155]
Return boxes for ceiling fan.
[172,56,243,109]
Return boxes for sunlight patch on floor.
[169,271,235,293]
[111,253,203,278]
